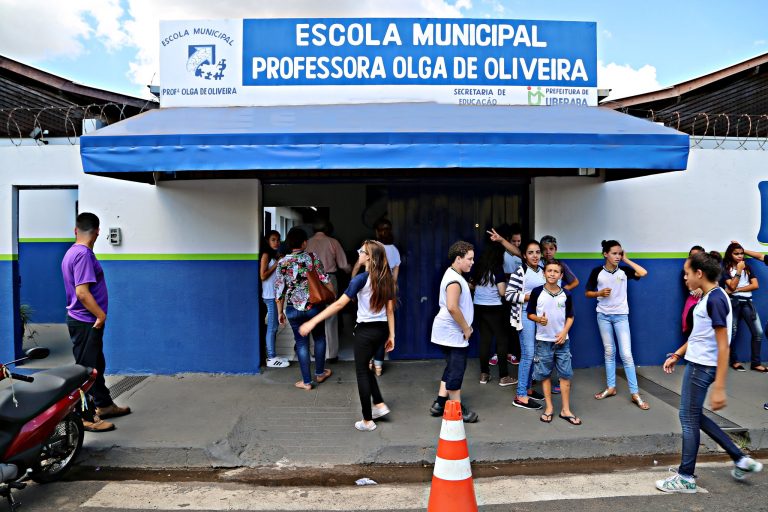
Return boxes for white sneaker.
[372,405,390,419]
[733,457,763,480]
[266,357,289,368]
[354,420,377,432]
[655,469,697,493]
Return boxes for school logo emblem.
[186,45,227,80]
[527,86,545,106]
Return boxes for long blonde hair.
[363,240,396,313]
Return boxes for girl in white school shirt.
[299,240,396,432]
[586,240,650,410]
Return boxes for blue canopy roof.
[79,103,689,174]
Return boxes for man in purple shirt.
[62,212,131,432]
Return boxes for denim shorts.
[440,345,468,391]
[532,339,573,381]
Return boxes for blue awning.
[79,103,689,174]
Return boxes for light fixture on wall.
[29,127,48,145]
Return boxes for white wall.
[534,149,768,254]
[19,189,78,239]
[1,143,262,256]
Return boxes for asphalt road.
[5,462,766,511]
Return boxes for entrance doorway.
[262,179,527,360]
[16,187,78,367]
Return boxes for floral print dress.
[274,251,330,311]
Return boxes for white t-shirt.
[685,287,732,366]
[473,268,506,306]
[728,267,752,298]
[384,244,401,270]
[526,286,574,342]
[586,265,640,315]
[503,252,522,275]
[344,271,387,323]
[431,268,474,348]
[261,258,277,299]
[523,265,546,309]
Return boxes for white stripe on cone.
[439,419,467,441]
[433,456,473,481]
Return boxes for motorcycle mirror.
[25,347,50,360]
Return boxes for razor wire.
[618,108,768,150]
[0,100,157,146]
[2,103,767,149]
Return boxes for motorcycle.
[0,347,97,511]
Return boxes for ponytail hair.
[601,239,621,255]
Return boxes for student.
[428,241,479,423]
[527,260,581,425]
[656,252,762,493]
[681,246,706,341]
[352,218,402,376]
[539,234,579,394]
[586,240,650,410]
[299,240,396,431]
[507,240,546,410]
[260,230,289,368]
[722,242,766,372]
[488,225,523,366]
[472,238,516,387]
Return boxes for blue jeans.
[263,298,278,359]
[730,298,764,367]
[285,306,327,385]
[678,362,744,478]
[596,313,639,394]
[516,315,536,397]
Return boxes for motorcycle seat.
[0,365,90,425]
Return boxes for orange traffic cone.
[427,400,478,512]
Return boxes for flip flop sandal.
[294,381,313,390]
[315,369,333,383]
[631,394,650,410]
[540,412,554,423]
[751,366,768,373]
[594,389,617,400]
[559,414,582,426]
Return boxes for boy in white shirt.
[526,261,581,425]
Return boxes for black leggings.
[353,322,389,421]
[475,305,509,377]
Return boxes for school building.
[1,20,766,374]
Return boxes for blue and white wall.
[1,142,262,372]
[18,188,78,323]
[534,148,768,368]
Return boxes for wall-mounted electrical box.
[108,227,122,245]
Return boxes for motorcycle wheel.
[31,412,84,484]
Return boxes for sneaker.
[354,420,377,432]
[460,404,479,423]
[489,354,498,366]
[498,376,518,387]
[429,400,445,417]
[479,372,490,384]
[512,398,543,410]
[83,415,116,432]
[552,385,561,395]
[655,469,697,493]
[266,357,290,368]
[732,457,763,480]
[528,389,545,401]
[371,404,390,419]
[95,404,131,419]
[507,354,519,365]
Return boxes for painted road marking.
[82,467,709,510]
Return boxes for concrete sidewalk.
[78,360,768,469]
